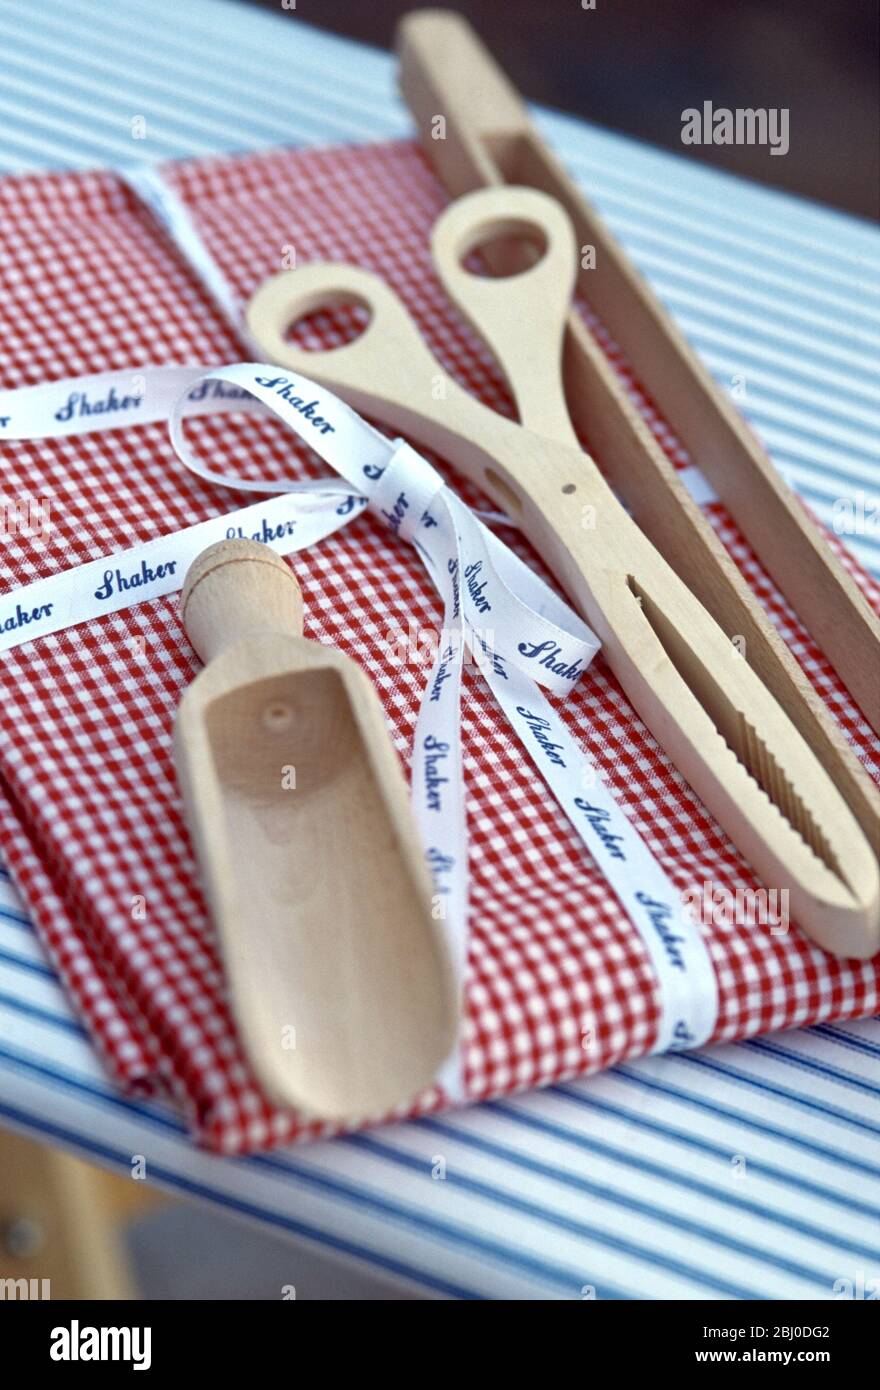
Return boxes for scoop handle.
[180,540,304,665]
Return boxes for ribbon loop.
[369,440,447,544]
[0,365,720,1076]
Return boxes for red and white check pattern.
[0,142,877,1153]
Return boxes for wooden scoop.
[173,539,458,1122]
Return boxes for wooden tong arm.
[247,266,879,956]
[397,9,880,740]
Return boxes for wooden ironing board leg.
[0,1126,160,1300]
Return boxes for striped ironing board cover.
[0,0,877,1300]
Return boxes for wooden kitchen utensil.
[247,189,880,959]
[174,539,458,1121]
[396,8,880,847]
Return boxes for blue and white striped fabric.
[0,0,877,1299]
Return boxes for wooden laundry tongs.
[247,186,879,959]
[395,8,880,853]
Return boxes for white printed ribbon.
[0,165,720,1076]
[119,165,248,336]
[114,169,720,1043]
[0,361,719,1073]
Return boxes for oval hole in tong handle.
[431,186,581,449]
[247,264,446,414]
[247,260,549,520]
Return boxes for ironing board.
[0,0,877,1300]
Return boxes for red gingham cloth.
[0,141,877,1154]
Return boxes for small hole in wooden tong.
[562,483,577,495]
[459,219,548,280]
[283,293,372,351]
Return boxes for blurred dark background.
[250,0,879,220]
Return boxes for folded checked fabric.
[0,140,877,1154]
